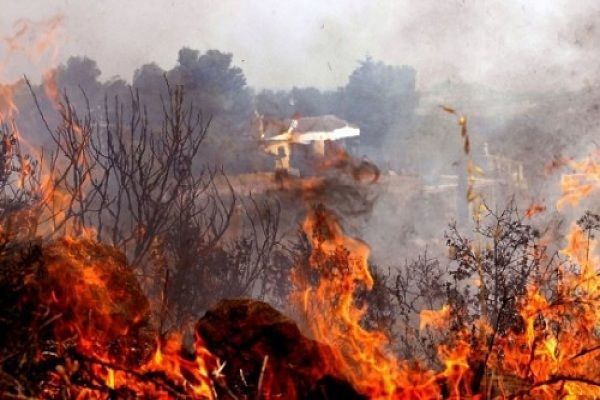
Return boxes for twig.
[255,355,269,400]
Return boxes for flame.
[295,206,455,399]
[0,83,19,119]
[106,368,115,389]
[488,154,600,398]
[38,237,218,398]
[419,305,451,331]
[525,202,546,218]
[0,15,63,76]
[557,156,600,209]
[0,39,598,396]
[0,15,64,121]
[295,206,398,398]
[290,153,600,399]
[42,67,59,104]
[0,18,223,394]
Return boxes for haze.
[2,0,600,91]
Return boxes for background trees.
[10,50,423,175]
[339,58,418,149]
[168,48,253,135]
[254,57,419,168]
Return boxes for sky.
[1,0,600,92]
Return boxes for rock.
[196,298,366,400]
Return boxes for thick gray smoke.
[3,0,600,265]
[3,1,600,91]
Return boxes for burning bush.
[1,72,600,399]
[0,237,211,398]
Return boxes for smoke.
[2,1,600,92]
[3,1,600,266]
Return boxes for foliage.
[339,57,418,149]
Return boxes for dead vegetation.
[0,81,599,399]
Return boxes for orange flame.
[419,305,451,331]
[524,202,546,218]
[295,206,461,399]
[291,153,600,399]
[557,156,600,209]
[0,15,64,119]
[40,237,217,398]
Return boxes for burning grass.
[290,202,600,398]
[0,237,218,398]
[0,77,600,399]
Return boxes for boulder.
[197,298,366,399]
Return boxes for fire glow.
[2,89,600,399]
[1,16,600,400]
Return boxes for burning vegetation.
[1,44,600,400]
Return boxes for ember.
[1,81,600,398]
[0,238,217,398]
[1,85,600,398]
[1,8,600,399]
